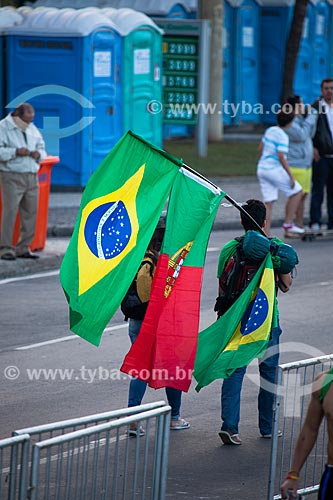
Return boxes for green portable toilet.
[102,7,164,148]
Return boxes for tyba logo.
[6,85,95,156]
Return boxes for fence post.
[18,438,30,500]
[267,366,283,500]
[159,411,171,500]
[29,445,40,500]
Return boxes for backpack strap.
[141,251,158,277]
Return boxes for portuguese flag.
[120,168,225,392]
[60,131,180,346]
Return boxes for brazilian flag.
[60,131,180,346]
[194,253,277,391]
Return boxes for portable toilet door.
[5,8,123,188]
[233,0,261,124]
[0,8,22,119]
[311,0,330,101]
[105,8,164,148]
[222,0,236,126]
[259,0,294,124]
[293,1,313,104]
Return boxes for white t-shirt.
[257,126,289,170]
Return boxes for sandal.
[127,426,145,437]
[219,430,242,445]
[261,430,282,439]
[170,418,190,430]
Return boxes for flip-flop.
[170,418,190,430]
[219,430,242,445]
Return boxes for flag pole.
[182,163,267,237]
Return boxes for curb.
[0,254,63,281]
[0,217,302,281]
[47,225,74,237]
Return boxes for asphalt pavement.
[0,175,311,280]
[0,175,323,500]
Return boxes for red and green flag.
[194,253,277,391]
[60,131,180,346]
[120,168,225,392]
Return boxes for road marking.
[0,270,59,285]
[1,434,128,474]
[0,246,221,286]
[16,323,128,350]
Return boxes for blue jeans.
[310,157,333,228]
[127,319,182,420]
[221,324,282,435]
[318,465,333,500]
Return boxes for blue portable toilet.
[16,6,34,16]
[32,0,105,6]
[293,0,314,104]
[259,0,294,124]
[6,8,123,188]
[102,8,164,147]
[232,0,261,124]
[311,0,330,101]
[0,8,22,119]
[222,0,236,126]
[100,0,192,18]
[185,0,198,18]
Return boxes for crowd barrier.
[0,401,170,500]
[267,354,333,500]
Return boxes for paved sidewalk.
[0,176,310,280]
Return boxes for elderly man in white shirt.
[0,103,46,260]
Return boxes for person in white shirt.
[257,110,304,236]
[0,103,46,260]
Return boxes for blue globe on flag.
[240,289,268,336]
[84,201,132,259]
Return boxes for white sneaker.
[310,223,320,231]
[283,223,305,234]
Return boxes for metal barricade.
[4,401,171,500]
[0,434,30,500]
[28,406,171,500]
[267,354,333,500]
[13,401,168,441]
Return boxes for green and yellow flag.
[194,253,277,391]
[121,169,224,391]
[60,131,180,346]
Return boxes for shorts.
[290,166,312,194]
[257,167,302,203]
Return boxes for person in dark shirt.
[310,78,333,230]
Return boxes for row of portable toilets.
[0,0,332,187]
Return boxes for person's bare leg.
[264,201,273,236]
[295,193,307,228]
[285,191,303,225]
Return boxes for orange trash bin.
[0,156,59,251]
